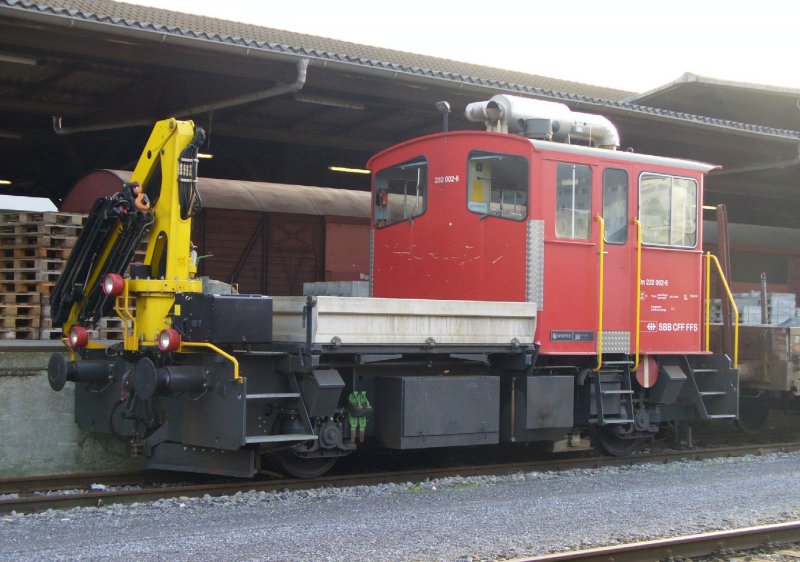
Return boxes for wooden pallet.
[0,328,40,340]
[0,246,71,260]
[0,291,40,305]
[0,212,85,226]
[1,314,41,330]
[98,317,126,340]
[40,328,64,340]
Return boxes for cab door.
[542,160,599,354]
[599,168,634,356]
[541,162,634,357]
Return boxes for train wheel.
[735,396,770,434]
[271,450,338,479]
[589,426,642,457]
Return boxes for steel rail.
[510,520,800,562]
[2,442,799,514]
[0,470,155,496]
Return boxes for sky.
[124,0,799,93]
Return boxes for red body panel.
[370,133,529,302]
[368,131,709,357]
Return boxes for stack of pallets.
[1,211,159,340]
[0,212,85,340]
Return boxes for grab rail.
[114,280,138,351]
[594,215,605,372]
[705,252,739,368]
[632,218,642,372]
[179,341,242,383]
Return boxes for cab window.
[556,162,592,240]
[603,168,628,244]
[373,157,427,228]
[467,151,528,220]
[639,173,698,247]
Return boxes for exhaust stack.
[465,94,619,150]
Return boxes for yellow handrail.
[705,252,739,368]
[632,218,642,372]
[705,253,711,352]
[114,280,138,351]
[179,340,243,383]
[594,214,605,372]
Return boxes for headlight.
[68,326,89,348]
[157,329,181,352]
[101,273,125,296]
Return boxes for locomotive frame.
[47,96,739,478]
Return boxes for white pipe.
[570,111,620,149]
[466,94,620,149]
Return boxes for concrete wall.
[0,343,136,477]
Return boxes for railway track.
[2,441,798,514]
[512,521,800,561]
[0,469,179,496]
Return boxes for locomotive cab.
[369,95,737,453]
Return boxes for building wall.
[0,346,136,477]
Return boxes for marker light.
[68,326,89,348]
[158,329,181,352]
[101,273,125,296]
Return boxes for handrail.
[705,252,739,368]
[114,280,138,351]
[594,214,605,372]
[632,218,642,372]
[705,253,711,352]
[179,341,242,383]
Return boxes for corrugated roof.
[1,0,799,142]
[627,72,800,104]
[622,73,800,133]
[0,0,633,101]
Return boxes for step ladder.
[681,356,737,420]
[591,363,635,426]
[243,375,318,445]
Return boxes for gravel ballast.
[2,451,800,561]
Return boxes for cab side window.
[556,162,592,240]
[467,151,528,220]
[374,157,427,228]
[639,173,698,247]
[603,168,628,244]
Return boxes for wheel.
[589,426,642,457]
[736,396,770,434]
[271,450,338,479]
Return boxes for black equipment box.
[173,293,272,344]
[374,375,499,449]
[500,375,574,443]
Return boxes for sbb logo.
[646,322,657,332]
